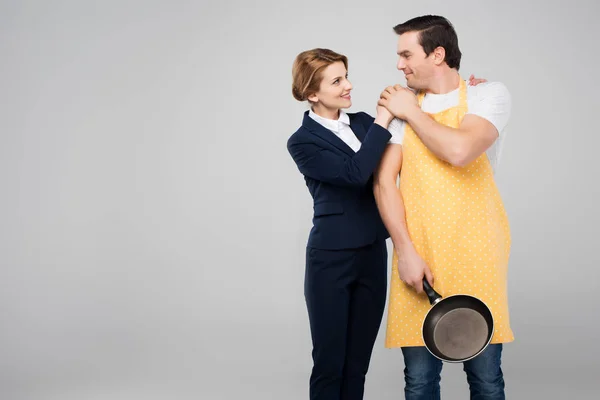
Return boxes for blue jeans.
[401,344,505,400]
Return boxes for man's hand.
[396,245,434,294]
[378,85,419,120]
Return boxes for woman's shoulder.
[348,111,375,129]
[287,123,313,149]
[348,111,373,120]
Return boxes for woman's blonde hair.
[292,48,348,102]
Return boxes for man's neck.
[426,69,461,94]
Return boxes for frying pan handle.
[423,278,442,305]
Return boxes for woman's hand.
[375,104,394,126]
[468,74,488,86]
[378,85,419,121]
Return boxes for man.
[374,15,513,399]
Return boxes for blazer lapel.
[349,114,366,143]
[302,111,355,156]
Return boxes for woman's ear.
[307,93,319,103]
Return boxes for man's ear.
[433,46,446,66]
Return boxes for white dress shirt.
[309,110,362,152]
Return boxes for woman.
[287,48,484,400]
[287,48,393,400]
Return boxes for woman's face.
[308,61,353,111]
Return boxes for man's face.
[396,31,435,90]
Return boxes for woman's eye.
[333,79,339,84]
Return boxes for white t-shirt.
[388,81,511,172]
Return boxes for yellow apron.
[385,79,514,348]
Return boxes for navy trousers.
[304,240,387,400]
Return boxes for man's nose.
[397,59,405,70]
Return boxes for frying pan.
[421,279,494,362]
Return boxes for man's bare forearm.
[405,106,467,166]
[373,179,414,251]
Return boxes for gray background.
[2,0,599,399]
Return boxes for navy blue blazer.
[287,111,392,250]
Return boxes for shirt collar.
[308,110,350,134]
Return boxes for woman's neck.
[311,104,340,120]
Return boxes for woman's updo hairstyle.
[292,48,348,103]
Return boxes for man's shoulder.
[468,81,511,101]
[466,81,512,133]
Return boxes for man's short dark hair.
[393,15,462,70]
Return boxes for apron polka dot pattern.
[385,79,514,348]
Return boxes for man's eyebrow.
[398,50,411,56]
